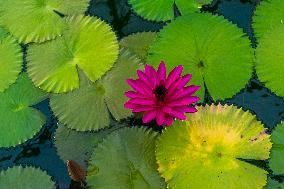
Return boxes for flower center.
[153,83,167,102]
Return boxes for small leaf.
[269,122,284,175]
[67,160,86,183]
[156,104,271,189]
[27,15,119,93]
[0,26,22,92]
[0,166,55,189]
[0,0,90,43]
[147,13,253,101]
[0,73,47,147]
[120,32,157,62]
[86,127,166,189]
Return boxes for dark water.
[1,0,284,188]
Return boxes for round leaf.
[87,127,166,189]
[120,32,157,62]
[0,166,55,189]
[27,15,119,93]
[0,27,22,92]
[147,13,253,101]
[156,104,271,189]
[0,0,90,43]
[54,122,126,168]
[255,25,284,97]
[128,0,213,22]
[269,122,284,175]
[0,73,47,147]
[50,50,142,131]
[252,0,284,39]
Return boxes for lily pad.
[128,0,213,22]
[269,122,284,175]
[156,104,271,189]
[147,13,253,101]
[27,15,119,93]
[87,127,166,189]
[54,122,127,168]
[50,50,142,131]
[0,0,90,43]
[0,27,22,92]
[0,166,55,189]
[255,25,284,97]
[120,32,157,62]
[0,73,47,147]
[266,178,284,189]
[253,0,284,39]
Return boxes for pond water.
[1,0,284,188]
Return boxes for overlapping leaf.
[128,0,213,22]
[147,13,253,101]
[50,50,142,131]
[0,73,47,147]
[255,25,284,97]
[87,127,166,189]
[0,0,90,43]
[120,32,157,62]
[0,166,55,189]
[54,122,126,167]
[156,104,271,189]
[253,0,284,39]
[0,26,22,92]
[27,15,119,93]
[266,178,284,189]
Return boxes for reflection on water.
[1,0,284,188]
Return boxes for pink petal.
[178,74,192,88]
[156,110,165,125]
[128,98,155,106]
[137,70,154,89]
[164,115,174,126]
[162,107,186,120]
[166,65,183,88]
[168,85,200,100]
[157,61,166,82]
[167,96,200,107]
[127,79,152,97]
[144,64,158,86]
[175,106,198,113]
[143,110,157,123]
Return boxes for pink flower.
[124,61,200,126]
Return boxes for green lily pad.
[54,122,127,168]
[269,122,284,175]
[156,104,271,189]
[50,50,142,131]
[27,15,119,93]
[0,73,47,147]
[252,0,284,39]
[128,0,213,22]
[255,25,284,97]
[0,166,55,189]
[266,178,284,189]
[0,27,22,92]
[0,0,90,43]
[147,13,253,101]
[87,127,166,189]
[120,32,157,62]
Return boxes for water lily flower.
[124,61,200,126]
